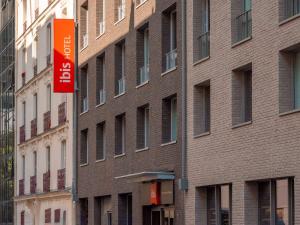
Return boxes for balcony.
[117,77,125,95]
[21,72,26,86]
[31,119,37,138]
[30,176,36,194]
[47,54,51,66]
[19,179,24,195]
[43,171,50,193]
[165,49,177,71]
[19,125,25,144]
[139,64,149,85]
[33,60,37,76]
[83,34,88,49]
[235,10,252,43]
[58,102,66,125]
[99,21,105,35]
[98,89,106,105]
[284,0,300,19]
[197,31,210,60]
[117,4,125,21]
[43,111,51,132]
[57,168,66,190]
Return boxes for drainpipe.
[72,0,79,223]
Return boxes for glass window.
[220,185,230,225]
[61,140,66,169]
[276,180,289,225]
[46,146,50,171]
[207,187,216,225]
[244,0,251,11]
[33,151,37,176]
[47,85,51,111]
[294,52,300,109]
[171,97,177,142]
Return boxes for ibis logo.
[54,19,75,93]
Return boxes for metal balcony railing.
[117,4,125,21]
[20,125,25,144]
[83,34,88,48]
[117,77,125,95]
[33,60,37,76]
[57,168,66,190]
[285,0,300,19]
[31,118,37,138]
[43,171,50,193]
[165,49,177,71]
[99,21,105,35]
[236,10,252,43]
[30,176,36,194]
[43,111,51,132]
[58,102,66,125]
[19,179,24,195]
[47,54,51,66]
[139,64,149,85]
[21,72,26,86]
[99,89,106,105]
[198,31,210,60]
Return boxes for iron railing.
[19,125,25,144]
[19,179,24,195]
[43,171,50,192]
[43,111,51,132]
[57,168,66,190]
[31,118,37,138]
[30,176,36,194]
[197,31,210,60]
[58,102,66,125]
[236,10,252,42]
[46,54,51,66]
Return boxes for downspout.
[180,0,188,190]
[72,0,78,223]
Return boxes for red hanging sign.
[53,19,75,93]
[150,182,161,205]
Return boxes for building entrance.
[150,207,174,225]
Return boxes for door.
[151,210,161,225]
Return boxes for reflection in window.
[276,180,289,225]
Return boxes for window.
[61,140,66,169]
[22,155,25,180]
[196,184,232,225]
[80,66,88,112]
[279,48,300,113]
[23,0,27,30]
[94,196,112,225]
[137,25,150,85]
[115,113,125,155]
[62,211,66,225]
[96,122,105,161]
[80,198,88,225]
[80,129,88,165]
[115,41,126,96]
[80,2,89,49]
[46,146,50,172]
[232,65,252,125]
[33,151,37,176]
[96,54,106,105]
[96,0,105,35]
[256,178,294,225]
[46,84,51,112]
[33,93,37,119]
[194,81,210,135]
[21,48,26,86]
[21,211,25,225]
[280,0,300,21]
[118,194,132,225]
[193,0,210,61]
[162,95,177,143]
[137,105,149,150]
[162,6,177,72]
[136,0,147,6]
[46,23,52,65]
[232,0,252,43]
[115,0,125,22]
[22,101,26,126]
[33,37,38,75]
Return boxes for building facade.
[186,0,300,225]
[0,0,15,224]
[77,0,184,224]
[14,0,74,224]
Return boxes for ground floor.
[15,193,74,225]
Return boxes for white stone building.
[14,0,74,224]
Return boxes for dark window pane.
[207,187,216,225]
[220,185,230,225]
[259,182,271,225]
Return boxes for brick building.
[77,0,184,224]
[185,0,300,225]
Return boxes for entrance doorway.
[150,207,174,225]
[151,210,161,225]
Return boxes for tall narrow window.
[194,81,210,135]
[61,140,66,169]
[193,0,210,61]
[115,0,125,22]
[22,101,26,126]
[294,52,300,109]
[115,41,126,96]
[22,155,25,180]
[162,95,177,143]
[137,105,149,150]
[21,48,26,86]
[96,0,105,36]
[137,25,150,85]
[46,23,52,65]
[81,67,88,112]
[23,0,27,31]
[162,7,177,72]
[118,194,132,225]
[46,84,51,112]
[80,2,89,49]
[80,198,89,225]
[115,113,125,155]
[33,151,37,176]
[33,37,38,75]
[33,93,37,119]
[96,55,106,105]
[280,0,300,20]
[94,196,112,225]
[46,146,50,172]
[96,122,105,161]
[80,129,88,165]
[232,65,252,126]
